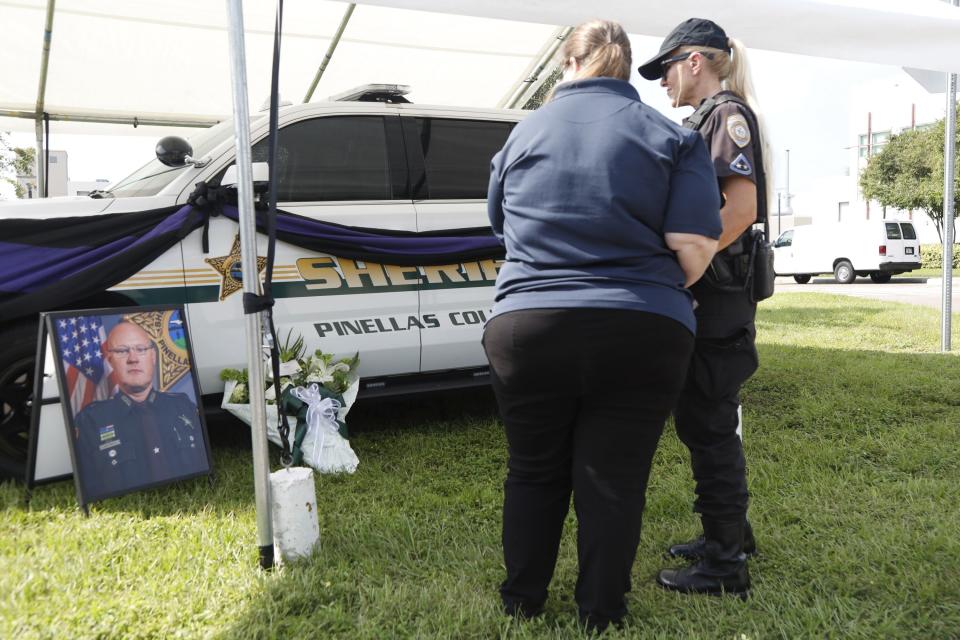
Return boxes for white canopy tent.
[5,0,959,565]
[360,0,960,74]
[4,0,960,131]
[0,0,557,129]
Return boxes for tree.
[860,106,960,243]
[0,132,36,199]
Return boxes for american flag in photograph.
[56,315,115,415]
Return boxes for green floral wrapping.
[280,386,348,466]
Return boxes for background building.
[784,75,946,243]
[45,150,69,198]
[15,150,109,199]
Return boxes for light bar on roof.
[327,84,412,102]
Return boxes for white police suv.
[0,85,523,478]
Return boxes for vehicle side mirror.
[221,162,270,190]
[155,136,194,167]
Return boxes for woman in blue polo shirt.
[483,19,722,631]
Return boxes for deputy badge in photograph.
[126,309,191,391]
[726,114,751,148]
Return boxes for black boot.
[667,519,757,560]
[657,518,751,598]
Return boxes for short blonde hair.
[560,20,632,82]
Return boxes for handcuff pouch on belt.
[702,230,774,302]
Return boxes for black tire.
[0,323,40,481]
[834,260,856,284]
[870,272,892,284]
[793,274,812,284]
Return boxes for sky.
[0,34,944,204]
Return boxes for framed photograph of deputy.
[46,305,212,508]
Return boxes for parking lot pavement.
[774,276,960,311]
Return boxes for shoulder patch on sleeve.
[730,153,753,176]
[726,113,751,148]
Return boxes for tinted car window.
[414,118,515,199]
[108,166,189,198]
[885,222,902,240]
[900,223,917,240]
[776,230,793,247]
[251,116,392,201]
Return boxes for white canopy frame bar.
[303,2,356,102]
[498,26,571,109]
[0,106,221,129]
[34,0,55,198]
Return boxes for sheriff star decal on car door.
[204,234,267,301]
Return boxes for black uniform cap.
[638,18,730,81]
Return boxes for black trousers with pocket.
[483,308,693,624]
[674,321,758,520]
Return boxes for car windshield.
[105,119,247,198]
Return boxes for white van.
[772,220,921,284]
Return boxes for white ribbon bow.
[292,384,342,463]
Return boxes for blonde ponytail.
[681,39,772,206]
[725,37,772,210]
[725,38,760,116]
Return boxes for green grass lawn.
[895,267,949,278]
[3,293,960,639]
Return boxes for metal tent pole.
[0,107,220,128]
[500,27,572,109]
[34,0,56,198]
[225,0,275,569]
[497,27,569,109]
[303,3,355,103]
[785,149,791,213]
[942,0,958,352]
[942,73,957,351]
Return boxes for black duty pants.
[674,324,758,519]
[483,308,693,624]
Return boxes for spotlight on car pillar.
[220,162,270,194]
[155,136,194,167]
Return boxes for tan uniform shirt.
[687,92,759,196]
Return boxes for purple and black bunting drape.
[218,206,502,266]
[0,204,503,323]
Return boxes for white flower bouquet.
[220,331,360,473]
